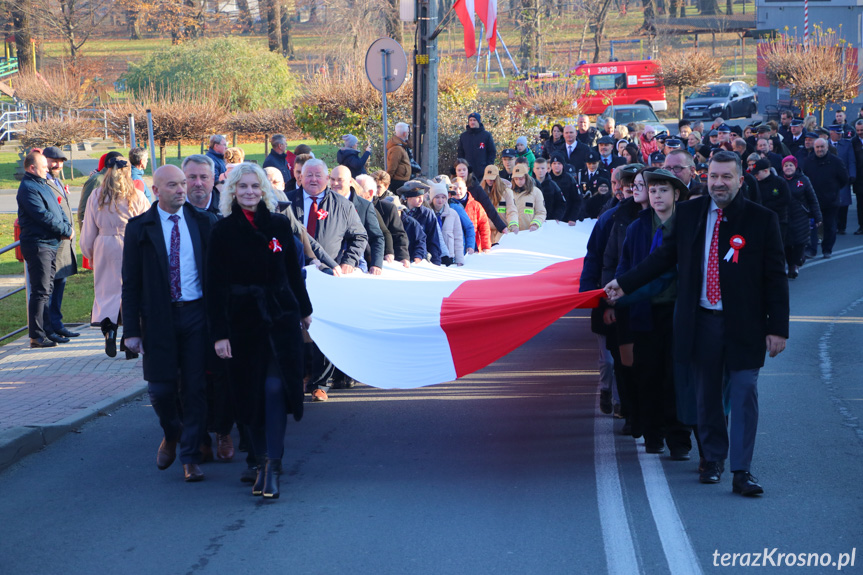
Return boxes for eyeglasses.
[667,165,689,173]
[631,183,646,191]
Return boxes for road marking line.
[636,449,704,575]
[800,247,863,268]
[791,316,863,324]
[594,402,640,574]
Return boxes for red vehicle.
[568,60,668,115]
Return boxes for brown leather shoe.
[216,434,234,461]
[156,438,178,470]
[183,463,204,482]
[312,389,328,402]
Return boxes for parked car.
[682,81,758,121]
[597,104,668,136]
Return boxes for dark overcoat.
[618,192,789,370]
[206,202,313,424]
[122,202,216,382]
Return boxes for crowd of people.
[15,104,860,500]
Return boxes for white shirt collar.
[157,204,183,222]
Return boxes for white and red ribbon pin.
[269,238,283,253]
[724,235,745,263]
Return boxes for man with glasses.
[665,149,704,198]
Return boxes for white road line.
[801,247,863,268]
[636,449,704,575]
[594,403,640,574]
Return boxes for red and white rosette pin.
[724,235,745,263]
[269,238,283,253]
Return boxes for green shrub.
[124,37,299,112]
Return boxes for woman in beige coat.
[80,155,150,358]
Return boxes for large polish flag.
[453,0,497,57]
[305,222,605,389]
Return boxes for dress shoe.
[252,458,266,495]
[56,327,80,337]
[125,349,139,360]
[855,227,863,235]
[30,337,57,348]
[157,438,178,470]
[183,463,204,482]
[699,461,724,484]
[669,448,691,461]
[599,389,613,414]
[263,459,281,499]
[644,441,665,455]
[46,333,70,344]
[100,318,117,358]
[216,434,235,461]
[312,389,328,402]
[732,471,764,496]
[240,465,258,484]
[823,252,833,259]
[787,266,799,279]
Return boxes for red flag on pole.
[453,0,477,58]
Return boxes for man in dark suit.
[42,146,79,342]
[562,124,590,174]
[596,136,625,171]
[123,164,217,482]
[606,151,789,497]
[183,155,221,216]
[853,119,863,235]
[17,151,74,348]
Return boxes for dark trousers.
[205,361,234,437]
[49,276,67,332]
[838,205,849,232]
[247,360,288,461]
[605,329,634,423]
[147,301,208,464]
[785,243,806,268]
[21,242,57,340]
[812,205,838,255]
[632,303,691,452]
[390,179,408,193]
[855,184,863,228]
[304,342,334,391]
[693,309,760,472]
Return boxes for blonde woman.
[480,164,517,244]
[207,162,312,500]
[80,155,150,358]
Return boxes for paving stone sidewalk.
[0,326,146,472]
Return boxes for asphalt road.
[1,232,862,574]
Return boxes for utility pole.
[411,0,438,177]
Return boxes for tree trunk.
[699,0,719,15]
[725,0,732,14]
[641,0,657,30]
[236,0,253,32]
[11,3,36,75]
[184,0,205,39]
[592,0,614,64]
[267,0,283,52]
[128,7,142,40]
[519,0,539,73]
[280,2,295,57]
[384,0,404,44]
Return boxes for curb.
[0,382,147,474]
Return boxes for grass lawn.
[0,213,95,344]
[0,151,89,189]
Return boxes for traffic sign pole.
[381,49,390,172]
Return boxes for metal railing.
[0,58,18,80]
[0,240,28,344]
[0,110,28,142]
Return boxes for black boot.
[100,318,117,358]
[120,336,138,360]
[263,458,281,499]
[252,457,266,496]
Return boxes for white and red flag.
[305,222,604,389]
[453,0,497,57]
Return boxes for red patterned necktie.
[706,208,723,305]
[168,214,182,301]
[307,196,319,238]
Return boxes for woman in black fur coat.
[207,163,313,500]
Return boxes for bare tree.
[9,1,36,75]
[590,0,614,63]
[762,29,861,125]
[32,0,119,68]
[266,0,282,52]
[280,0,295,57]
[519,0,540,73]
[656,50,722,114]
